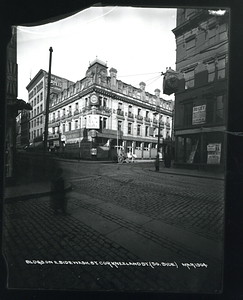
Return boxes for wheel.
[118,156,124,164]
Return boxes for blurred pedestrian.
[155,154,159,171]
[50,167,67,215]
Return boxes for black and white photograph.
[2,4,235,295]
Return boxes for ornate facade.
[47,58,173,160]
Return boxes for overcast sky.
[17,6,177,101]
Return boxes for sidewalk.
[4,181,72,203]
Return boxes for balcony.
[128,112,134,119]
[67,112,72,117]
[136,115,143,121]
[61,114,66,120]
[74,109,79,116]
[144,117,151,123]
[100,106,112,115]
[153,118,158,125]
[165,122,171,128]
[117,109,124,116]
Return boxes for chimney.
[154,88,161,98]
[139,82,146,101]
[109,68,117,88]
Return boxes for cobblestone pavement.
[2,161,225,293]
[62,162,225,241]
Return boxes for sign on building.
[192,105,206,125]
[86,115,100,129]
[207,143,221,164]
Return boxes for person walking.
[155,154,160,172]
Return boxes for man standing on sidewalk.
[50,167,67,214]
[155,154,160,171]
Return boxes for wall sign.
[207,143,221,164]
[192,105,206,125]
[86,115,100,129]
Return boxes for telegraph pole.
[43,47,53,152]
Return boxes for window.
[209,27,216,45]
[40,92,43,101]
[217,57,226,79]
[40,116,42,124]
[75,120,78,129]
[145,126,149,136]
[34,109,36,116]
[58,111,60,118]
[206,98,215,124]
[40,104,43,112]
[137,124,141,136]
[103,98,107,107]
[103,118,107,129]
[128,105,133,118]
[75,102,79,111]
[37,107,39,114]
[52,127,55,134]
[216,95,224,123]
[37,96,39,104]
[40,128,43,135]
[37,118,39,126]
[34,119,36,127]
[63,123,65,133]
[219,23,227,41]
[186,37,196,50]
[53,113,55,120]
[146,111,149,118]
[63,108,65,116]
[207,61,215,82]
[118,120,122,131]
[118,102,123,110]
[34,98,36,106]
[138,108,141,116]
[184,102,193,126]
[184,70,194,89]
[68,122,71,131]
[37,129,39,136]
[128,123,132,134]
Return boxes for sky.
[17,6,177,101]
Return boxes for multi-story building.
[47,58,173,160]
[26,70,74,145]
[172,8,229,170]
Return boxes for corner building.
[47,58,173,160]
[26,70,74,145]
[172,9,229,170]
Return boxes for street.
[3,159,225,293]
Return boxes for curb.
[4,183,72,204]
[147,168,224,180]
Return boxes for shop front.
[174,128,226,171]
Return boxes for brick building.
[172,8,229,170]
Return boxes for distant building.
[46,58,174,160]
[26,70,74,145]
[172,8,229,170]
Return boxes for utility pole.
[43,47,53,152]
[157,114,160,156]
